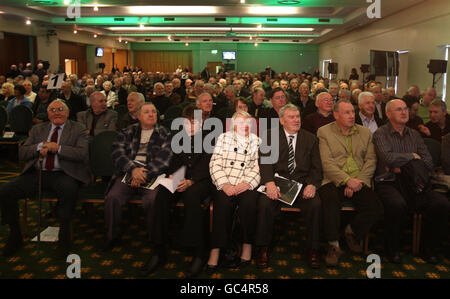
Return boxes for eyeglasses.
[49,107,65,112]
[392,107,409,112]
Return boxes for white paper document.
[149,166,186,193]
[257,173,303,206]
[31,226,59,242]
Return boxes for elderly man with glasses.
[0,99,90,258]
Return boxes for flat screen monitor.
[95,47,104,57]
[222,51,236,60]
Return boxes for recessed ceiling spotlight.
[140,24,145,28]
[254,42,258,47]
[240,0,246,3]
[125,41,128,44]
[93,6,99,12]
[64,0,71,5]
[26,19,31,25]
[185,42,189,46]
[119,38,122,42]
[249,36,253,40]
[73,29,77,34]
[93,34,97,38]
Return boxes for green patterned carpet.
[0,150,448,279]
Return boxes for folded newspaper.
[149,166,186,193]
[257,173,303,206]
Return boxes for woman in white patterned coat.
[206,110,261,274]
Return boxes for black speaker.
[371,51,387,76]
[328,63,338,74]
[98,63,105,69]
[360,64,370,73]
[428,60,447,74]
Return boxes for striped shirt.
[372,122,433,176]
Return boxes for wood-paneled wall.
[102,48,129,73]
[134,51,192,73]
[0,32,36,76]
[59,40,87,76]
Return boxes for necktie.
[288,135,295,174]
[45,126,60,171]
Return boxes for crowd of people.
[0,61,449,278]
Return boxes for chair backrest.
[164,105,183,120]
[115,104,128,118]
[10,105,33,135]
[216,106,233,120]
[0,106,7,133]
[423,137,441,167]
[89,130,118,177]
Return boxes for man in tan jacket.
[317,100,382,267]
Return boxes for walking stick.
[37,155,43,256]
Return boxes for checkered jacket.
[210,131,261,190]
[108,123,173,192]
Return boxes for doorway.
[64,59,78,76]
[207,61,224,74]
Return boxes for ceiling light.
[240,0,246,3]
[128,6,217,15]
[26,19,31,25]
[93,6,99,12]
[168,35,172,40]
[185,42,189,46]
[107,26,314,32]
[119,38,122,42]
[140,24,145,29]
[125,41,128,44]
[73,29,77,34]
[93,34,97,38]
[64,0,71,5]
[254,42,258,47]
[248,6,298,15]
[249,36,253,40]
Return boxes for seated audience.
[302,92,335,135]
[152,104,214,277]
[101,81,118,109]
[417,87,436,124]
[317,100,381,266]
[355,91,384,134]
[0,99,90,257]
[425,99,450,143]
[116,92,145,130]
[256,104,322,268]
[207,111,261,273]
[6,85,33,115]
[373,99,449,264]
[23,80,37,104]
[77,91,117,137]
[103,103,173,276]
[59,81,87,120]
[32,86,53,124]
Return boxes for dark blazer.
[259,127,322,188]
[355,111,384,128]
[76,108,118,136]
[60,92,87,120]
[258,107,280,130]
[19,120,90,184]
[168,130,212,183]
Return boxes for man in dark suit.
[76,92,117,138]
[201,66,210,81]
[0,99,90,257]
[256,104,323,269]
[59,81,87,120]
[355,91,384,134]
[258,87,288,130]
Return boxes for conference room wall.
[319,0,450,101]
[130,43,319,74]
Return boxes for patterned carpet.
[0,149,448,279]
